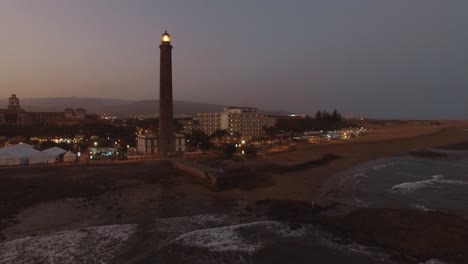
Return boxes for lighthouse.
[158,31,175,156]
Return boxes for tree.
[263,125,278,139]
[211,129,228,147]
[211,129,228,139]
[223,143,237,156]
[37,141,57,150]
[243,146,257,158]
[332,109,342,122]
[57,142,73,151]
[315,110,323,120]
[174,119,184,133]
[187,129,211,150]
[322,110,332,120]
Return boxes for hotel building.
[195,107,276,139]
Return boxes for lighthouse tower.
[158,31,175,156]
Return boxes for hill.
[1,97,289,117]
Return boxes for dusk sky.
[1,0,467,119]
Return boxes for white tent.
[0,153,20,166]
[44,147,67,157]
[63,151,77,162]
[0,144,39,166]
[29,151,57,165]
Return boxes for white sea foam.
[419,259,447,264]
[392,175,443,194]
[173,221,307,254]
[169,216,394,263]
[437,179,468,185]
[372,162,395,171]
[0,224,137,264]
[155,213,231,230]
[392,175,468,194]
[412,204,434,212]
[309,226,393,263]
[353,169,367,178]
[177,225,260,253]
[354,198,369,208]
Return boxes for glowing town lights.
[94,142,98,146]
[241,140,246,144]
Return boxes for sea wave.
[173,221,307,253]
[391,175,468,194]
[412,204,434,212]
[172,218,393,263]
[353,169,367,178]
[354,198,369,208]
[419,259,447,264]
[372,162,396,171]
[0,224,137,264]
[392,175,443,194]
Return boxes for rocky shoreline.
[255,199,468,264]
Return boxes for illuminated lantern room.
[162,31,171,42]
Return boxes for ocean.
[322,149,468,218]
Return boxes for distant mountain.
[0,97,289,117]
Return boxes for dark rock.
[318,208,468,263]
[255,199,338,223]
[409,151,450,158]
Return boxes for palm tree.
[210,129,228,146]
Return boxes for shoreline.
[211,122,468,203]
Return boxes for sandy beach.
[211,121,468,203]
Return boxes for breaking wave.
[173,221,307,253]
[412,204,434,212]
[419,259,447,264]
[372,162,396,171]
[0,224,137,264]
[353,198,369,208]
[391,175,468,194]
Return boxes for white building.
[137,134,158,155]
[137,134,185,155]
[195,107,276,139]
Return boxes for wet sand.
[0,161,235,241]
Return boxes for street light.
[94,142,98,147]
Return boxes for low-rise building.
[137,134,158,155]
[0,94,98,126]
[137,133,185,155]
